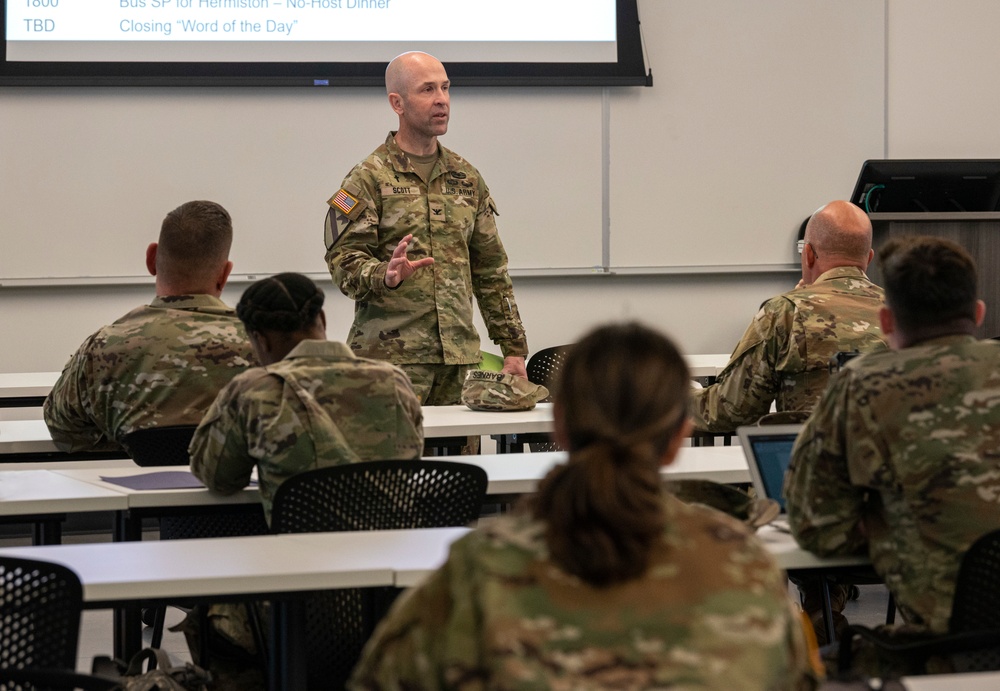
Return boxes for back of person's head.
[237,272,325,335]
[157,201,233,286]
[879,235,978,333]
[804,200,873,264]
[531,322,691,587]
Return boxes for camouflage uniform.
[350,494,817,691]
[189,339,424,523]
[43,295,254,453]
[691,267,887,433]
[325,132,528,372]
[785,335,1000,633]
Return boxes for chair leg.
[886,592,896,625]
[150,606,166,649]
[821,579,837,646]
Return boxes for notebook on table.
[736,424,803,531]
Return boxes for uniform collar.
[813,265,870,283]
[149,295,233,314]
[385,131,451,177]
[283,339,355,361]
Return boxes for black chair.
[0,556,118,691]
[268,460,488,690]
[120,424,199,467]
[496,344,569,453]
[121,425,269,650]
[838,528,1000,675]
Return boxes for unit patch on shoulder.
[330,188,359,215]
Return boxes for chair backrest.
[270,459,488,534]
[0,556,83,674]
[269,460,487,689]
[950,528,1000,632]
[525,345,572,399]
[120,425,198,467]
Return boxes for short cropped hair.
[158,201,233,281]
[879,236,978,332]
[237,272,325,334]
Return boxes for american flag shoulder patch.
[331,188,359,215]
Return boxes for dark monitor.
[851,159,1000,213]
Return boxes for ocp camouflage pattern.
[189,339,424,523]
[350,494,817,690]
[43,295,255,452]
[325,132,527,365]
[786,334,1000,633]
[692,266,887,432]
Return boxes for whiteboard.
[0,0,887,284]
[610,0,885,270]
[0,86,604,283]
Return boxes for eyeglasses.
[797,240,818,258]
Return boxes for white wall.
[3,0,996,372]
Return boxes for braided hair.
[531,322,690,587]
[236,272,325,334]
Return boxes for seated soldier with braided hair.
[189,271,424,523]
[350,322,817,691]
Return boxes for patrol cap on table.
[461,370,549,412]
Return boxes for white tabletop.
[42,445,747,508]
[685,354,729,378]
[0,358,728,403]
[755,525,869,571]
[0,469,129,515]
[421,403,554,438]
[0,405,556,456]
[0,371,59,399]
[901,671,1000,690]
[0,522,872,604]
[0,527,468,603]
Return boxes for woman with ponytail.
[351,322,816,690]
[189,272,424,524]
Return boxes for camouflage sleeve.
[690,300,787,433]
[468,187,528,358]
[349,536,484,690]
[43,339,117,453]
[189,375,258,495]
[324,172,394,303]
[784,370,868,556]
[391,368,426,458]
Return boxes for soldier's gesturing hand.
[384,234,435,288]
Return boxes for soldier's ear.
[879,306,896,337]
[145,243,158,277]
[975,300,987,327]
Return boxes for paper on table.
[100,471,205,491]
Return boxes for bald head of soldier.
[799,200,875,286]
[145,200,234,298]
[385,51,450,155]
[878,236,985,349]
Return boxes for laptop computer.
[736,424,803,531]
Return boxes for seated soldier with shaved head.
[691,200,888,433]
[44,200,255,451]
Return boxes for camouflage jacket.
[350,494,816,691]
[189,339,424,523]
[324,132,528,365]
[691,266,887,433]
[43,295,254,453]
[785,335,1000,632]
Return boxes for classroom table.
[0,371,59,408]
[0,355,730,409]
[0,527,467,690]
[0,404,557,460]
[0,469,130,545]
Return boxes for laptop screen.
[748,437,796,510]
